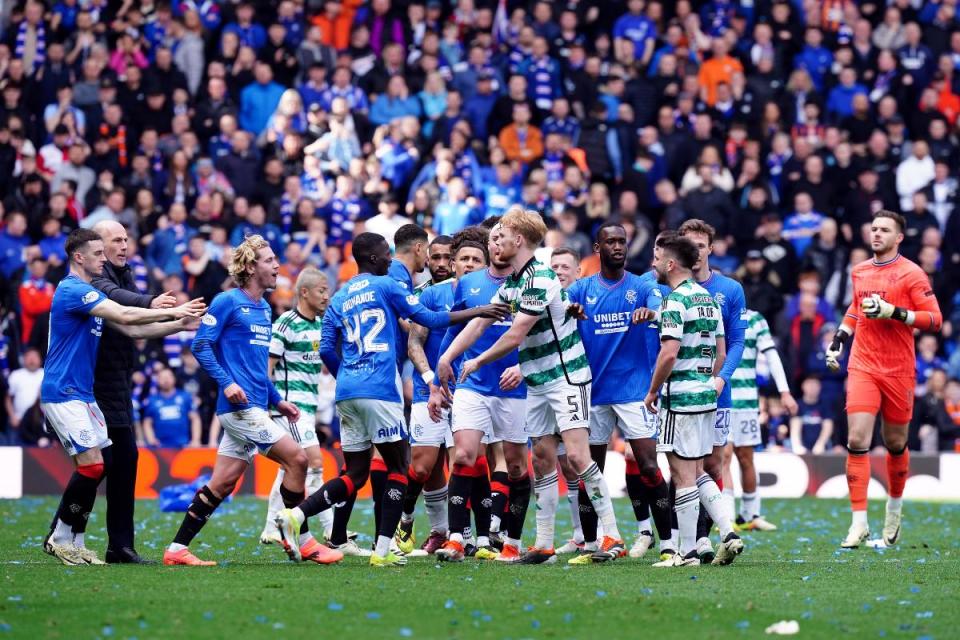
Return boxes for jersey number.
[344,309,388,354]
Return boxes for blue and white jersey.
[438,269,526,399]
[322,274,454,403]
[192,288,281,415]
[699,271,747,410]
[568,272,662,405]
[412,279,455,403]
[40,275,107,403]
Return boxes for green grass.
[2,497,959,639]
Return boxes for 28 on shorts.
[451,389,527,444]
[713,408,731,447]
[656,410,715,459]
[218,407,288,462]
[731,410,762,447]
[337,398,406,452]
[41,400,111,457]
[410,402,453,448]
[846,370,915,425]
[525,381,590,438]
[589,402,658,445]
[271,413,319,449]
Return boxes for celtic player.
[723,309,797,531]
[644,235,743,567]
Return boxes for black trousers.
[105,425,139,550]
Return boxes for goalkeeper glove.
[862,294,911,322]
[825,328,850,372]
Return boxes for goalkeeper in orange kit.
[825,210,942,549]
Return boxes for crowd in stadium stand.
[1,0,959,453]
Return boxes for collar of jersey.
[698,270,716,287]
[485,268,509,283]
[597,272,626,289]
[872,253,901,267]
[512,256,538,281]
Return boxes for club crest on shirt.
[201,314,217,326]
[625,289,637,304]
[82,291,99,304]
[714,292,726,308]
[406,294,419,305]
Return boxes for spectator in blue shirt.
[524,37,563,112]
[916,333,947,396]
[229,204,283,257]
[143,367,202,448]
[790,376,834,454]
[613,0,656,66]
[826,67,868,122]
[463,69,499,141]
[0,212,31,279]
[38,216,67,266]
[370,76,422,126]
[239,62,285,135]
[541,97,580,144]
[783,191,826,256]
[433,177,482,235]
[795,27,834,92]
[897,22,935,90]
[481,162,521,219]
[222,2,266,51]
[146,203,196,281]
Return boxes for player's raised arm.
[105,315,201,339]
[387,277,508,329]
[89,295,206,325]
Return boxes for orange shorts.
[846,369,915,425]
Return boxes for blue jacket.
[826,83,867,120]
[795,45,834,91]
[239,81,284,135]
[369,95,422,126]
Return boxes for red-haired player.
[826,210,942,548]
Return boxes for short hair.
[660,235,699,270]
[228,234,271,286]
[595,221,625,241]
[453,240,489,262]
[873,209,906,233]
[452,225,490,260]
[550,247,579,262]
[678,218,717,243]
[351,231,387,264]
[394,224,429,252]
[480,215,501,230]
[295,266,327,292]
[655,230,678,247]
[430,234,454,248]
[65,228,103,262]
[500,206,548,246]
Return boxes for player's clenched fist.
[861,294,896,319]
[643,390,659,414]
[631,307,656,324]
[223,383,248,405]
[276,400,300,424]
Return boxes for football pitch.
[2,497,958,639]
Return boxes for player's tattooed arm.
[407,322,434,384]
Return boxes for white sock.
[674,486,700,556]
[477,535,490,548]
[292,507,306,524]
[168,542,187,552]
[753,468,762,517]
[490,515,502,533]
[580,462,621,541]
[374,535,392,557]
[424,487,449,533]
[73,532,85,548]
[504,536,519,549]
[298,532,313,546]
[722,488,736,524]
[450,531,465,544]
[887,497,903,512]
[638,517,652,534]
[305,467,333,535]
[567,487,584,543]
[534,472,559,550]
[266,468,286,527]
[740,491,758,521]
[52,519,73,545]
[852,510,868,527]
[697,474,732,537]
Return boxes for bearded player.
[825,210,942,548]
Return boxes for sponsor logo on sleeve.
[406,295,419,305]
[82,291,99,304]
[201,314,217,326]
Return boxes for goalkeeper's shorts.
[846,369,914,425]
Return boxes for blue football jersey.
[699,271,747,409]
[322,274,454,403]
[144,390,194,447]
[388,258,415,366]
[568,272,662,405]
[412,279,455,403]
[40,275,107,403]
[438,269,526,399]
[192,289,282,415]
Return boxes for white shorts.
[218,407,288,462]
[452,389,527,444]
[713,408,731,447]
[657,410,715,459]
[271,414,319,449]
[525,382,591,439]
[42,400,112,457]
[589,402,658,445]
[731,410,762,447]
[337,398,406,453]
[409,402,453,449]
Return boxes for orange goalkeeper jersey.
[843,254,942,378]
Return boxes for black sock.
[697,506,714,541]
[299,476,353,519]
[505,474,531,542]
[330,493,357,546]
[448,466,473,540]
[489,471,510,533]
[669,480,678,530]
[578,481,598,543]
[378,473,408,541]
[643,473,673,543]
[56,471,101,534]
[402,466,426,517]
[471,471,492,540]
[624,468,647,523]
[279,483,309,535]
[371,468,387,539]
[173,486,223,547]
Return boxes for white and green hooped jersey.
[270,309,323,424]
[495,258,591,390]
[731,309,776,411]
[658,279,724,413]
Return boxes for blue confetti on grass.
[328,602,343,611]
[399,628,413,637]
[640,588,654,595]
[531,620,541,629]
[735,621,750,629]
[367,613,381,620]
[444,599,455,610]
[6,597,20,602]
[595,591,606,598]
[102,625,114,637]
[254,615,268,624]
[0,624,10,633]
[910,586,921,593]
[563,614,574,624]
[523,604,534,612]
[203,612,213,620]
[915,611,934,619]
